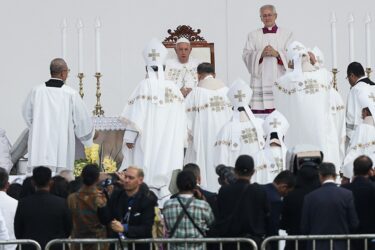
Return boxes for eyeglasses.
[261,14,275,18]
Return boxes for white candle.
[365,13,372,68]
[77,19,84,73]
[95,17,101,73]
[330,12,338,69]
[348,13,355,62]
[61,18,67,60]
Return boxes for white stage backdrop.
[0,0,374,141]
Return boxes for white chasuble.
[273,69,341,169]
[253,146,286,184]
[23,84,93,171]
[120,78,186,199]
[214,118,264,169]
[242,28,292,110]
[342,118,375,179]
[165,58,200,89]
[184,87,232,192]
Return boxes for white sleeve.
[72,92,94,147]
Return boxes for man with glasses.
[346,62,375,142]
[23,58,94,174]
[242,4,293,114]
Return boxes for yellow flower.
[102,156,117,173]
[85,143,100,164]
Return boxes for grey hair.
[259,4,277,15]
[50,58,67,75]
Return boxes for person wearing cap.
[301,163,358,250]
[342,89,375,180]
[214,78,265,170]
[216,155,269,247]
[165,37,200,97]
[308,47,346,166]
[184,63,232,192]
[346,62,375,142]
[273,41,341,170]
[252,110,289,183]
[242,4,293,114]
[120,38,186,206]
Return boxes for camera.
[286,144,323,174]
[99,173,120,189]
[216,164,237,186]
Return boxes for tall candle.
[95,17,101,73]
[348,13,355,62]
[330,12,338,69]
[365,13,372,68]
[61,18,67,60]
[77,19,84,73]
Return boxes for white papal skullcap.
[176,37,190,44]
[227,78,253,108]
[286,41,308,63]
[142,38,168,67]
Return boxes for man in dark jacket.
[342,155,375,250]
[14,166,72,250]
[98,167,157,250]
[301,163,359,250]
[217,155,269,248]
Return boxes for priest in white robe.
[120,38,186,205]
[346,62,375,141]
[242,4,293,113]
[273,41,341,170]
[309,46,346,165]
[165,37,200,97]
[214,79,265,169]
[253,110,289,183]
[184,63,232,192]
[342,90,375,180]
[22,58,94,173]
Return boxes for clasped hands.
[261,45,279,58]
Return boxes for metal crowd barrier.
[261,234,375,250]
[45,237,258,250]
[0,239,41,250]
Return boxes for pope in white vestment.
[342,90,375,179]
[273,41,341,169]
[120,38,186,204]
[242,5,292,112]
[23,58,94,173]
[253,110,289,184]
[184,63,232,192]
[165,38,200,97]
[345,62,375,141]
[214,79,265,169]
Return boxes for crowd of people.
[2,3,375,250]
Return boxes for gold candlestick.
[332,68,338,91]
[93,72,105,117]
[78,73,84,98]
[366,68,372,79]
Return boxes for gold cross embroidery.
[269,118,281,128]
[241,128,258,144]
[369,93,375,102]
[210,96,225,112]
[148,49,160,61]
[234,90,246,102]
[165,88,174,103]
[275,157,283,172]
[304,79,319,94]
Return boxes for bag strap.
[169,197,194,237]
[177,196,206,237]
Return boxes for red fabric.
[262,25,278,34]
[252,108,275,114]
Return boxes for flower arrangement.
[74,143,118,177]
